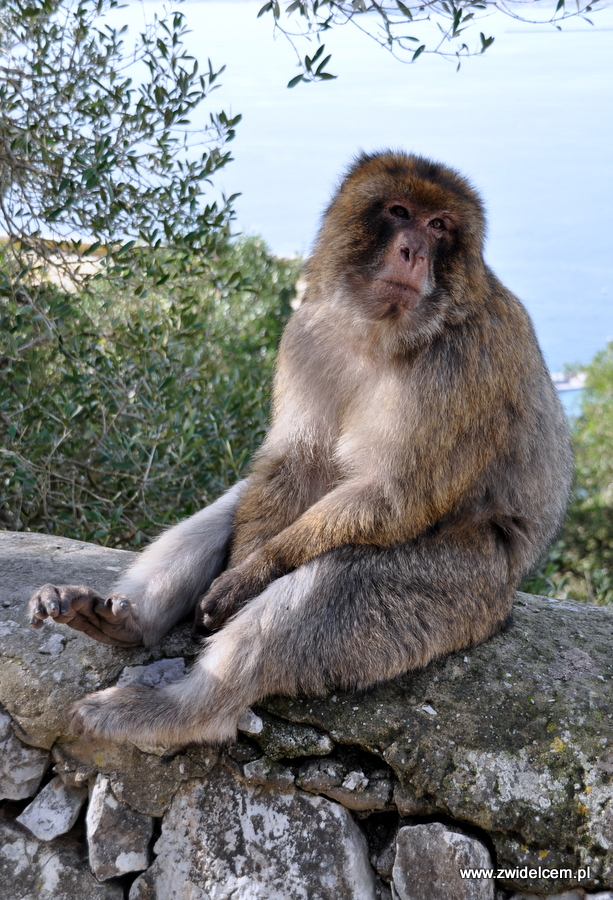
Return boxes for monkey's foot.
[66,686,158,741]
[28,584,143,647]
[65,685,239,747]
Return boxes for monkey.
[28,151,573,748]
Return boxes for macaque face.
[369,199,457,317]
[308,152,487,348]
[337,195,461,346]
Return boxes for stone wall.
[1,531,613,900]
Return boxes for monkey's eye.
[429,218,446,230]
[389,205,409,219]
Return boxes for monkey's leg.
[28,481,245,647]
[65,529,514,746]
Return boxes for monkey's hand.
[196,556,279,630]
[28,584,143,647]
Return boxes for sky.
[132,0,613,371]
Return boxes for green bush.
[0,238,300,547]
[558,343,613,604]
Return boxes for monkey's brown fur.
[29,151,572,746]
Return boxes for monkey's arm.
[199,468,469,628]
[29,482,246,646]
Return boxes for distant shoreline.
[551,372,587,393]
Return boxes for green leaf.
[479,32,494,52]
[310,45,325,64]
[315,54,332,75]
[396,1,413,20]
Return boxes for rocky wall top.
[1,531,612,899]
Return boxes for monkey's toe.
[29,583,63,625]
[93,593,132,622]
[64,699,96,738]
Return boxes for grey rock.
[0,707,50,799]
[37,632,67,656]
[3,532,613,895]
[0,818,122,900]
[87,774,154,880]
[392,781,437,816]
[53,738,218,817]
[247,707,335,760]
[227,736,262,762]
[242,755,295,791]
[298,758,392,811]
[0,532,198,749]
[265,593,613,894]
[130,765,377,900]
[116,657,187,689]
[391,823,494,900]
[509,893,585,899]
[237,706,265,735]
[16,775,87,840]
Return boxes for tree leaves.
[267,0,603,82]
[0,0,238,296]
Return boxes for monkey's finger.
[194,594,219,630]
[28,584,78,626]
[198,593,239,631]
[200,610,225,630]
[74,596,142,645]
[198,594,218,616]
[52,587,106,625]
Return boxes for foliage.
[559,343,613,604]
[0,0,239,293]
[0,238,300,547]
[522,342,613,605]
[0,0,285,550]
[258,0,605,86]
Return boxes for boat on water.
[550,372,587,392]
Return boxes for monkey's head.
[307,151,489,349]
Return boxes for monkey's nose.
[400,245,426,266]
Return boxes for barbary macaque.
[28,151,573,746]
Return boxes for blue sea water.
[136,2,613,373]
[559,389,585,419]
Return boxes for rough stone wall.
[1,532,613,900]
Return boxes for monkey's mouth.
[373,278,422,311]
